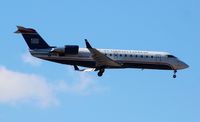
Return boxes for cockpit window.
[167,55,176,58]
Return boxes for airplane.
[15,26,189,78]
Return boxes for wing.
[85,39,122,67]
[74,65,96,72]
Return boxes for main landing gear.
[97,69,105,77]
[173,70,177,78]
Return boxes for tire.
[98,72,103,77]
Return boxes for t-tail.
[15,26,51,49]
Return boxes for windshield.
[167,55,177,58]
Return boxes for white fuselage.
[30,48,188,70]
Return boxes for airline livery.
[15,26,189,78]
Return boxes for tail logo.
[31,38,40,44]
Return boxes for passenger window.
[141,55,143,58]
[120,54,122,57]
[125,54,127,57]
[151,56,153,58]
[110,54,112,56]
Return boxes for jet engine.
[64,45,79,55]
[50,45,79,56]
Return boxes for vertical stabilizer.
[15,26,50,49]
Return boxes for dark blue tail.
[15,26,51,49]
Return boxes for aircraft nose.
[183,62,189,69]
[179,61,189,69]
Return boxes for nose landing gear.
[173,70,177,78]
[97,69,105,77]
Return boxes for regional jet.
[15,26,189,78]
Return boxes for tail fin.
[15,26,51,49]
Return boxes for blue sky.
[0,0,199,122]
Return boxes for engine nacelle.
[64,45,79,55]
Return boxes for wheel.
[97,68,105,77]
[173,70,177,78]
[98,72,103,77]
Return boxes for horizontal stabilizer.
[15,26,37,34]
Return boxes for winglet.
[85,39,92,48]
[74,65,80,71]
